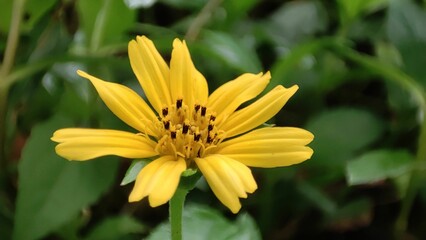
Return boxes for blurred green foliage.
[1,0,426,239]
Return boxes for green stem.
[334,45,426,110]
[169,187,188,240]
[0,0,26,166]
[0,87,9,164]
[334,44,426,237]
[395,110,426,237]
[185,0,223,41]
[0,0,25,76]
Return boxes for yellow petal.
[128,36,172,114]
[195,155,257,213]
[207,72,270,123]
[77,70,158,136]
[219,85,298,138]
[216,127,314,168]
[170,39,195,110]
[129,156,186,207]
[148,157,186,207]
[194,69,208,105]
[51,128,158,161]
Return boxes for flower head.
[51,36,314,213]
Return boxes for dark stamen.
[194,134,201,141]
[176,99,183,109]
[194,104,201,112]
[171,131,176,139]
[164,121,170,130]
[207,135,212,143]
[183,124,189,134]
[208,124,213,131]
[162,107,168,117]
[210,115,216,121]
[201,106,207,116]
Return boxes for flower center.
[154,99,224,163]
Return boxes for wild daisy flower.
[51,36,314,213]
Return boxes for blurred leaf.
[398,41,426,86]
[386,0,426,46]
[200,31,262,73]
[13,115,119,240]
[77,0,135,52]
[269,37,340,91]
[120,159,147,186]
[306,108,384,167]
[0,0,58,33]
[158,0,206,9]
[317,52,348,93]
[84,215,146,240]
[386,0,426,86]
[298,181,337,215]
[28,18,72,62]
[223,0,259,21]
[375,41,402,66]
[326,198,372,231]
[124,0,156,9]
[147,204,261,240]
[337,0,388,24]
[232,213,262,240]
[265,1,327,47]
[346,149,415,185]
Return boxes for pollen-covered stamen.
[155,99,223,161]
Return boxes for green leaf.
[298,181,337,215]
[84,215,146,240]
[120,159,148,186]
[325,198,372,230]
[386,0,426,86]
[200,31,262,73]
[386,0,426,46]
[223,0,259,21]
[346,149,415,185]
[231,213,262,240]
[269,37,341,91]
[306,108,384,167]
[77,0,135,52]
[0,0,58,33]
[147,204,261,240]
[337,0,388,24]
[265,1,328,47]
[13,115,119,240]
[124,0,157,9]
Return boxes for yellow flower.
[51,36,314,213]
